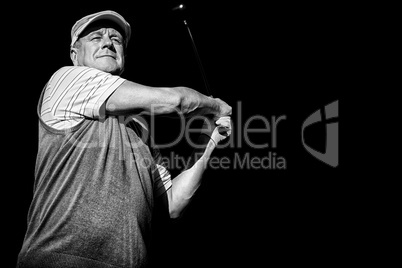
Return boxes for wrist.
[200,133,217,148]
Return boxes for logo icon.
[301,100,339,167]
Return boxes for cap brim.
[71,12,130,47]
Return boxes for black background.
[7,0,356,267]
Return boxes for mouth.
[97,55,116,60]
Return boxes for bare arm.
[105,80,231,117]
[165,116,231,218]
[107,80,232,218]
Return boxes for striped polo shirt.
[17,66,173,267]
[39,66,172,196]
[41,66,125,130]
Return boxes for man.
[17,10,231,268]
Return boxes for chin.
[99,65,122,75]
[93,58,122,74]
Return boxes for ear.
[70,47,78,65]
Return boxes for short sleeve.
[152,147,172,197]
[40,66,126,130]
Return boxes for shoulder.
[51,66,100,79]
[47,66,121,87]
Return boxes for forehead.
[79,19,124,38]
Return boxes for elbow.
[174,87,200,114]
[168,196,190,219]
[155,87,184,115]
[169,202,186,219]
[169,208,182,219]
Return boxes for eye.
[91,35,101,41]
[112,37,122,44]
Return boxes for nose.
[102,36,115,51]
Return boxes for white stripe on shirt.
[41,66,126,130]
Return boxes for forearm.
[167,116,231,218]
[106,81,225,116]
[168,138,216,218]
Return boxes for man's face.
[72,22,125,75]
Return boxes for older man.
[17,10,231,268]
